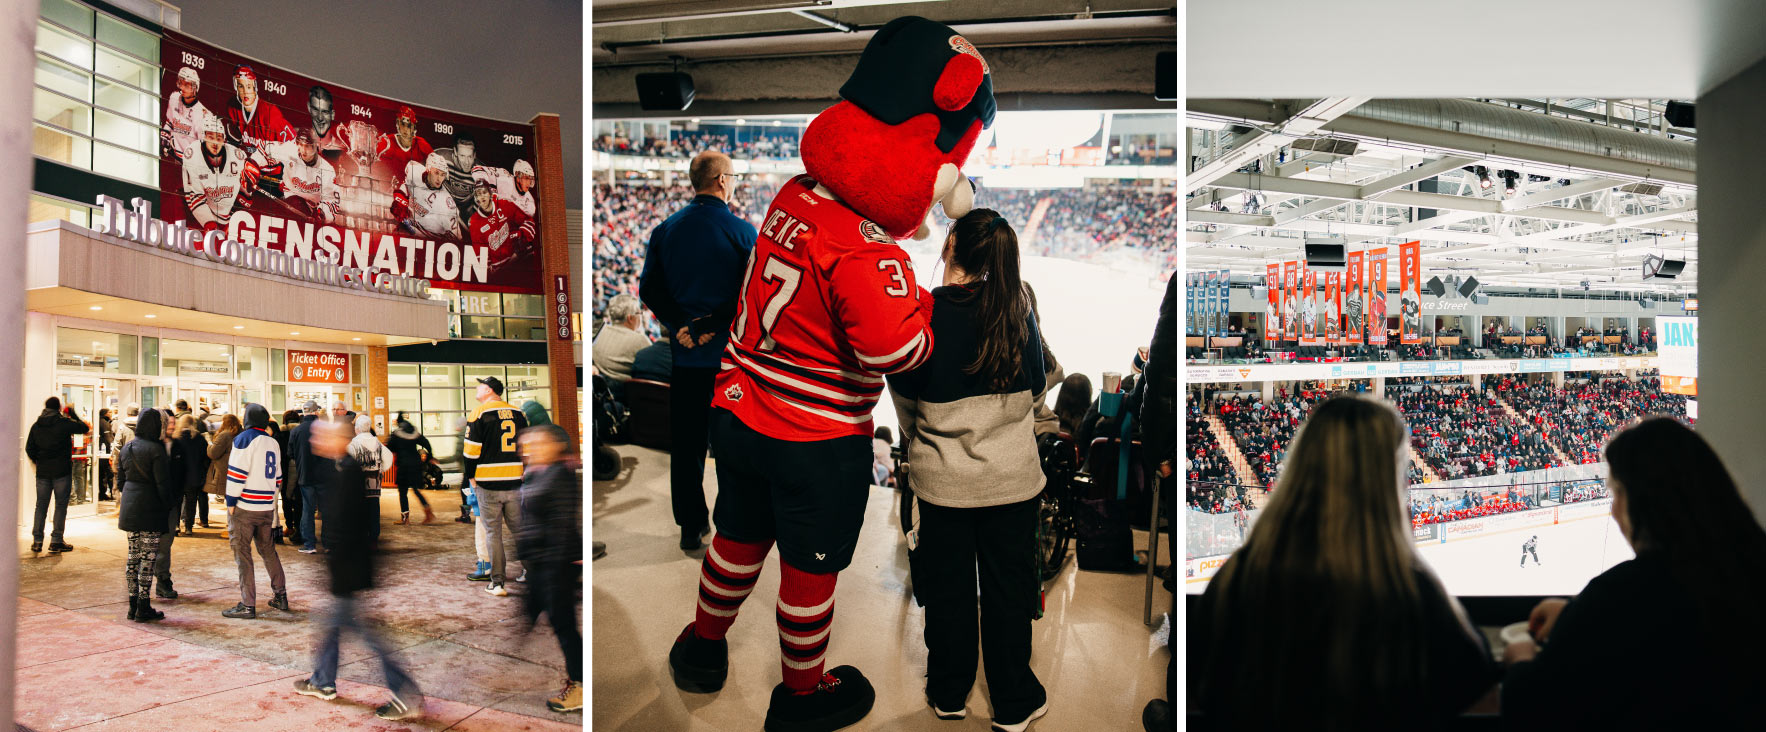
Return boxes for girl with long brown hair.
[889,208,1050,730]
[1189,395,1496,730]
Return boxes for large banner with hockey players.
[1366,248,1389,345]
[1282,260,1299,341]
[1344,250,1363,345]
[157,32,543,294]
[1265,262,1280,342]
[1399,241,1422,344]
[1300,265,1317,345]
[1186,273,1199,335]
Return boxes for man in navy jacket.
[639,151,757,550]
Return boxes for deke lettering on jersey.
[715,174,934,442]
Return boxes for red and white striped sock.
[777,560,838,693]
[693,534,772,640]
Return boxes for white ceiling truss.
[1186,102,1698,295]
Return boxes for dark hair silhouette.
[946,208,1026,392]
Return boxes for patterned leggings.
[125,531,160,599]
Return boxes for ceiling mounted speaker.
[1305,243,1346,272]
[635,72,695,111]
[1664,100,1696,128]
[1154,51,1175,101]
[1458,276,1480,298]
[1424,276,1446,297]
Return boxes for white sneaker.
[930,699,966,720]
[991,701,1048,732]
[514,571,527,583]
[486,583,508,597]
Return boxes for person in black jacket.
[116,408,175,622]
[279,409,304,545]
[1501,418,1766,729]
[517,424,582,713]
[386,414,434,525]
[288,401,324,553]
[156,412,206,599]
[25,396,90,553]
[1138,272,1177,732]
[293,420,423,721]
[97,408,114,502]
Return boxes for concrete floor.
[14,488,581,732]
[592,444,1173,731]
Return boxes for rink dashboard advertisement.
[157,31,543,294]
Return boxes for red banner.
[1324,271,1341,344]
[1300,265,1318,344]
[1399,241,1422,344]
[1282,261,1299,341]
[158,32,543,294]
[1345,251,1363,344]
[1265,262,1280,342]
[1366,248,1389,345]
[288,350,350,384]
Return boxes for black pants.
[669,365,718,531]
[98,460,113,501]
[282,477,304,544]
[181,486,206,531]
[916,497,1046,722]
[397,477,430,513]
[528,560,582,682]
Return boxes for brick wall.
[368,346,389,441]
[532,113,581,447]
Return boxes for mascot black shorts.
[708,408,872,574]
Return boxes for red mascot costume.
[667,16,995,732]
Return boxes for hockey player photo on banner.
[1324,271,1342,344]
[1300,265,1317,345]
[1205,270,1220,337]
[1282,260,1299,341]
[1399,240,1422,344]
[1366,247,1389,345]
[1345,251,1363,344]
[1265,262,1280,342]
[1187,272,1199,336]
[1216,270,1230,338]
[158,32,543,294]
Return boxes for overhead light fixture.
[289,332,300,336]
[233,325,245,330]
[1498,169,1520,196]
[89,306,102,311]
[1471,165,1492,189]
[352,337,362,341]
[144,314,156,319]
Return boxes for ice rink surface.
[1418,509,1634,597]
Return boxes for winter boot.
[133,598,164,622]
[126,597,138,621]
[268,592,290,612]
[396,511,410,525]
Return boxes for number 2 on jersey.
[736,255,803,353]
[500,419,517,452]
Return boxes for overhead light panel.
[1619,181,1665,196]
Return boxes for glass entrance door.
[55,380,98,514]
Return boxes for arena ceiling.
[1186,98,1699,295]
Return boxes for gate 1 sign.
[289,350,350,383]
[553,274,573,341]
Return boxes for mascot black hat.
[839,17,997,154]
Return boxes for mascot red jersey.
[668,16,995,732]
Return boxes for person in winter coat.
[517,424,582,713]
[279,409,305,546]
[222,404,289,620]
[175,414,211,534]
[155,413,204,598]
[348,415,392,544]
[293,419,424,721]
[385,414,434,525]
[288,401,324,553]
[116,408,175,622]
[886,211,1049,728]
[97,408,114,501]
[201,414,242,531]
[25,396,90,553]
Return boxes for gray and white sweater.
[888,284,1047,509]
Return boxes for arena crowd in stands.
[592,180,780,324]
[593,131,801,161]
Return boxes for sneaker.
[292,678,337,700]
[546,679,582,712]
[299,545,318,554]
[763,666,875,732]
[1141,699,1171,732]
[485,583,508,597]
[374,691,419,721]
[592,541,608,560]
[930,698,967,720]
[990,700,1049,732]
[48,542,73,553]
[221,603,257,619]
[514,571,527,583]
[468,561,491,581]
[668,623,728,693]
[268,592,290,612]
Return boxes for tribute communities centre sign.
[158,31,544,294]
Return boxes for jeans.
[230,509,286,607]
[670,366,718,531]
[310,594,418,699]
[32,475,71,542]
[478,488,524,584]
[299,483,321,550]
[532,561,582,682]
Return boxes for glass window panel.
[502,293,544,317]
[34,88,89,134]
[505,365,548,389]
[37,22,93,70]
[29,194,91,227]
[95,47,155,92]
[163,339,232,378]
[388,364,419,387]
[94,109,153,154]
[507,386,551,412]
[40,0,94,36]
[242,389,261,407]
[141,336,158,375]
[350,354,365,384]
[421,412,468,439]
[390,388,420,413]
[96,15,157,62]
[35,56,91,101]
[420,364,460,386]
[504,318,545,340]
[117,334,137,375]
[239,347,268,381]
[460,315,503,339]
[33,123,91,169]
[457,291,500,316]
[464,366,505,386]
[271,348,285,381]
[421,388,463,412]
[93,141,155,186]
[94,77,155,123]
[271,384,286,413]
[426,434,461,465]
[55,328,134,374]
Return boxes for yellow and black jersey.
[462,399,528,490]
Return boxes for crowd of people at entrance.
[24,377,584,722]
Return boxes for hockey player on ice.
[376,106,433,188]
[434,135,480,225]
[183,113,269,232]
[394,152,460,239]
[467,179,535,273]
[473,159,536,218]
[161,66,210,161]
[264,128,340,224]
[1520,535,1542,567]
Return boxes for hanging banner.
[1366,247,1389,345]
[1265,262,1280,342]
[1202,271,1216,337]
[1208,270,1223,338]
[1186,272,1199,335]
[1281,261,1299,341]
[159,32,544,294]
[1323,271,1341,344]
[1218,270,1231,337]
[1300,265,1318,345]
[1399,241,1422,344]
[1345,251,1363,344]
